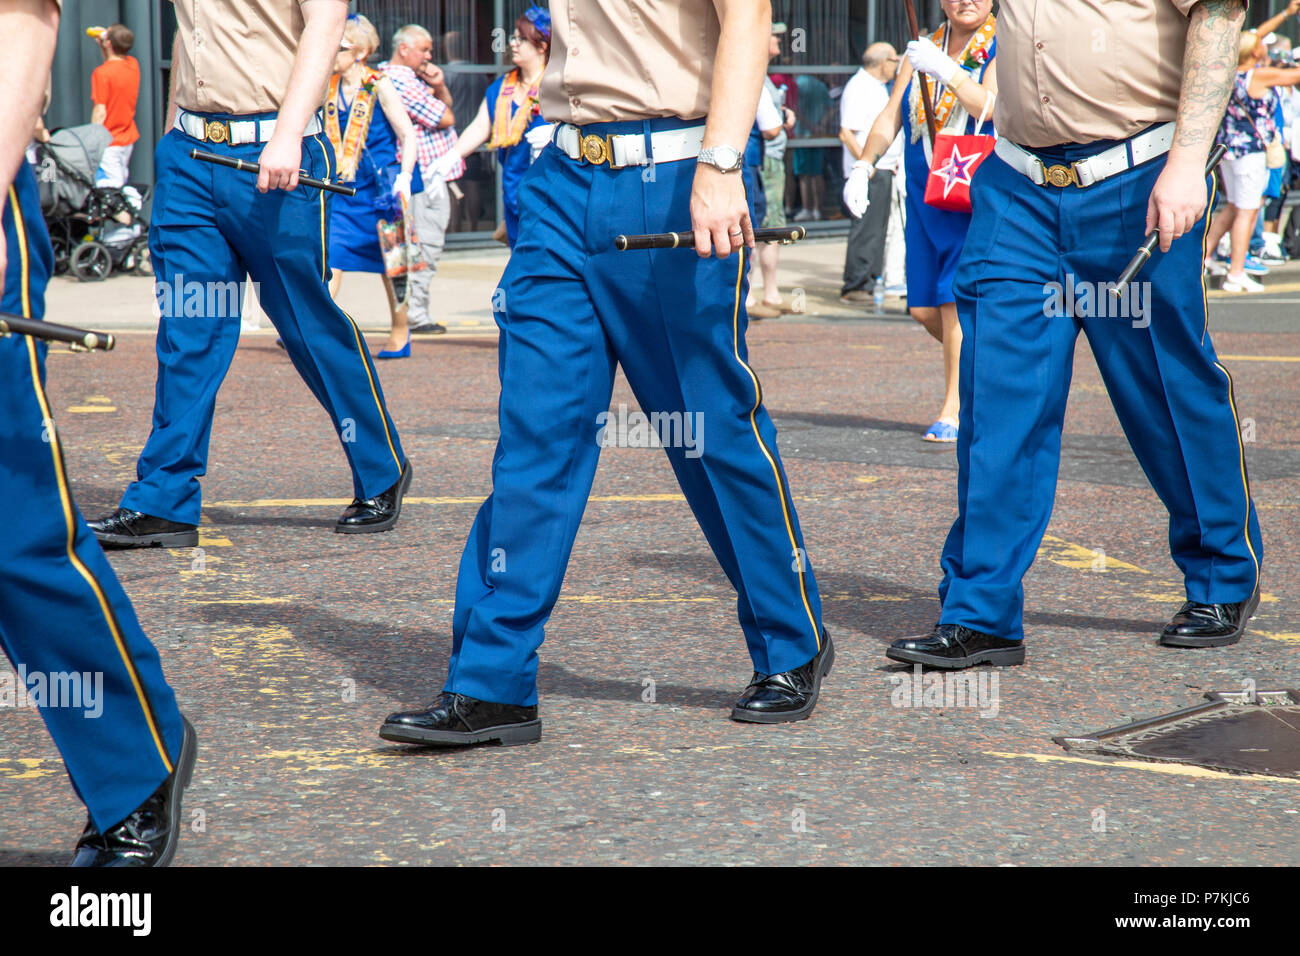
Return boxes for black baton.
[1112,143,1227,298]
[615,225,807,251]
[1,312,115,351]
[189,149,358,196]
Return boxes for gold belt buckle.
[204,119,231,144]
[580,133,614,166]
[1042,162,1079,188]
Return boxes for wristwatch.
[698,145,743,173]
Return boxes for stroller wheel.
[124,241,153,277]
[130,243,150,277]
[52,235,71,276]
[70,241,112,282]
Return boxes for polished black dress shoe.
[88,508,199,549]
[1159,591,1259,648]
[731,632,834,724]
[70,715,197,867]
[379,692,541,747]
[335,460,412,534]
[887,623,1024,669]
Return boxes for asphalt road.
[2,257,1297,866]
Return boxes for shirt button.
[571,96,580,106]
[197,79,204,87]
[570,47,579,56]
[1042,95,1050,104]
[1035,42,1043,50]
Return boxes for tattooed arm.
[1146,0,1247,252]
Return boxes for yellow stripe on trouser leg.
[729,250,820,648]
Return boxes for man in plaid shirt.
[383,24,463,334]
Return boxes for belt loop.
[642,120,653,171]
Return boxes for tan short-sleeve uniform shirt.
[169,0,330,114]
[540,0,721,124]
[995,0,1207,147]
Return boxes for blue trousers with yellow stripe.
[2,163,184,832]
[444,117,824,707]
[120,117,405,526]
[941,137,1263,641]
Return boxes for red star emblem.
[935,144,979,199]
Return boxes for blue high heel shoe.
[376,334,411,360]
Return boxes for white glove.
[525,122,556,160]
[842,159,874,219]
[906,37,960,83]
[392,170,412,201]
[430,151,461,181]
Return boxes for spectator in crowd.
[748,22,798,320]
[844,1,996,443]
[838,42,901,306]
[383,23,459,335]
[791,73,830,222]
[90,24,138,188]
[1205,22,1300,293]
[1257,34,1295,264]
[443,29,490,233]
[432,6,551,248]
[324,13,423,358]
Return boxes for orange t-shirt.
[91,55,140,147]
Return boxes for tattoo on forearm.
[1176,0,1248,148]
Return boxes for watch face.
[714,146,740,168]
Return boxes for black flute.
[615,225,807,251]
[1,312,115,351]
[1112,143,1227,297]
[189,149,358,196]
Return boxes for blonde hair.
[1239,30,1261,66]
[343,14,381,58]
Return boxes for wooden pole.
[903,0,939,144]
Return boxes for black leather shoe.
[70,715,197,867]
[379,691,541,747]
[88,508,199,549]
[408,321,447,335]
[887,623,1024,669]
[336,460,412,534]
[1159,591,1259,648]
[730,632,834,724]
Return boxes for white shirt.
[756,82,786,161]
[840,68,901,177]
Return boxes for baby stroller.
[33,123,152,281]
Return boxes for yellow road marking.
[1208,280,1300,296]
[203,493,690,508]
[66,406,117,413]
[0,758,58,780]
[985,751,1300,785]
[1217,354,1300,363]
[1255,630,1300,644]
[1037,535,1151,575]
[192,597,294,606]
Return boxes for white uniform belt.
[995,122,1175,188]
[552,122,705,169]
[175,108,324,145]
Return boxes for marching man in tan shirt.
[381,0,832,749]
[888,0,1264,670]
[88,0,413,549]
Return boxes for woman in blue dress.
[325,14,423,359]
[433,5,550,248]
[843,0,996,442]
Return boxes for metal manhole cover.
[1055,690,1300,778]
